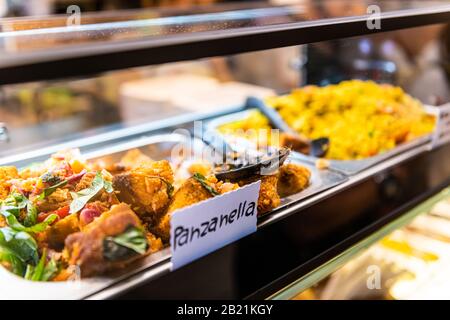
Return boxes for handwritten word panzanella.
[173,200,256,250]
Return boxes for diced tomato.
[37,205,70,223]
[37,212,52,223]
[54,206,70,219]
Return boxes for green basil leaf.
[38,179,69,200]
[69,172,109,214]
[30,249,46,281]
[103,226,148,261]
[155,176,174,197]
[41,258,58,282]
[81,172,104,194]
[111,227,148,255]
[23,202,37,227]
[24,250,58,282]
[104,180,114,194]
[24,264,34,280]
[1,210,26,231]
[12,194,28,210]
[1,193,28,218]
[0,227,38,266]
[103,240,134,262]
[138,175,173,197]
[23,214,58,233]
[1,207,57,234]
[0,245,25,276]
[1,193,38,229]
[0,205,20,218]
[193,173,219,196]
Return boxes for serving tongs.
[214,147,290,181]
[198,130,290,181]
[246,97,330,158]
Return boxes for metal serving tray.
[271,157,347,214]
[1,247,171,299]
[2,133,196,299]
[0,132,346,299]
[206,106,436,176]
[82,132,215,164]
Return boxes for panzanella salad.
[0,147,310,281]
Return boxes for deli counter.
[0,0,450,300]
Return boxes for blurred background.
[0,0,448,158]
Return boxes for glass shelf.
[0,0,449,84]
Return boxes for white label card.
[170,181,261,270]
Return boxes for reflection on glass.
[0,0,448,56]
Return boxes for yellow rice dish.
[218,110,279,148]
[220,80,436,160]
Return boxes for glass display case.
[0,0,449,300]
[280,186,450,300]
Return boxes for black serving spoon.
[214,147,290,181]
[246,97,330,158]
[199,129,290,181]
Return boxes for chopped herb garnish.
[1,193,28,216]
[103,226,148,261]
[104,179,114,194]
[41,258,59,281]
[23,202,37,227]
[0,245,25,276]
[38,179,69,200]
[69,172,113,214]
[24,249,59,282]
[137,174,174,197]
[0,209,57,234]
[0,227,39,267]
[40,172,62,185]
[193,173,219,196]
[0,193,56,233]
